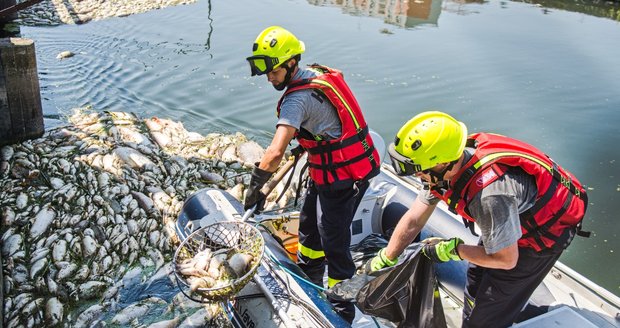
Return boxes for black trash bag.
[324,234,389,301]
[351,233,389,267]
[326,270,375,302]
[356,242,447,328]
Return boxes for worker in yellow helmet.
[368,111,588,327]
[245,26,380,324]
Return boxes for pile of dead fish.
[0,109,295,327]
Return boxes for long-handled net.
[173,155,300,303]
[173,221,264,302]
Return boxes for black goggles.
[246,55,281,76]
[387,143,423,176]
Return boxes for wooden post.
[0,0,17,23]
[0,38,44,146]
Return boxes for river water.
[20,0,620,297]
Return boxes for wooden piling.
[0,0,17,23]
[0,37,44,146]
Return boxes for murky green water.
[21,0,620,296]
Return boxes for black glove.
[243,163,273,213]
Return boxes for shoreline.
[15,0,198,26]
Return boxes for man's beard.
[272,64,294,91]
[273,82,287,91]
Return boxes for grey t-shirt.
[277,67,342,140]
[418,149,538,254]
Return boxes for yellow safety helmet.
[388,111,468,176]
[247,26,305,76]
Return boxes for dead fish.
[56,51,74,59]
[52,240,67,263]
[1,145,14,161]
[178,308,209,328]
[113,147,155,170]
[147,317,180,328]
[207,253,227,278]
[30,257,48,279]
[189,249,212,271]
[2,233,22,257]
[30,206,56,240]
[2,207,16,226]
[189,276,216,292]
[74,303,108,328]
[78,281,108,299]
[179,266,209,277]
[82,235,98,257]
[130,191,155,213]
[30,248,50,264]
[56,262,78,281]
[228,253,254,278]
[111,297,166,325]
[15,193,28,209]
[45,297,64,326]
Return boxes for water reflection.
[204,0,213,55]
[308,0,620,29]
[307,0,444,28]
[513,0,620,22]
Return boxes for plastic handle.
[241,206,255,222]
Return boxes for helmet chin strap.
[273,61,296,91]
[422,160,457,193]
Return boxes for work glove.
[422,237,463,263]
[363,248,398,273]
[243,163,273,213]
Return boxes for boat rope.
[263,247,327,292]
[259,249,334,328]
[268,256,381,328]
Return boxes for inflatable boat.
[174,136,620,328]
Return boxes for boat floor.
[352,283,618,328]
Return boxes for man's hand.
[243,163,273,213]
[364,248,398,273]
[422,237,463,263]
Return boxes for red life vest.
[276,65,380,190]
[432,133,588,251]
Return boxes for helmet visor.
[247,55,278,76]
[388,143,422,176]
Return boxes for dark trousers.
[297,180,369,324]
[462,229,575,328]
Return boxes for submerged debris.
[56,51,74,59]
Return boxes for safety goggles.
[246,55,286,76]
[388,143,423,176]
